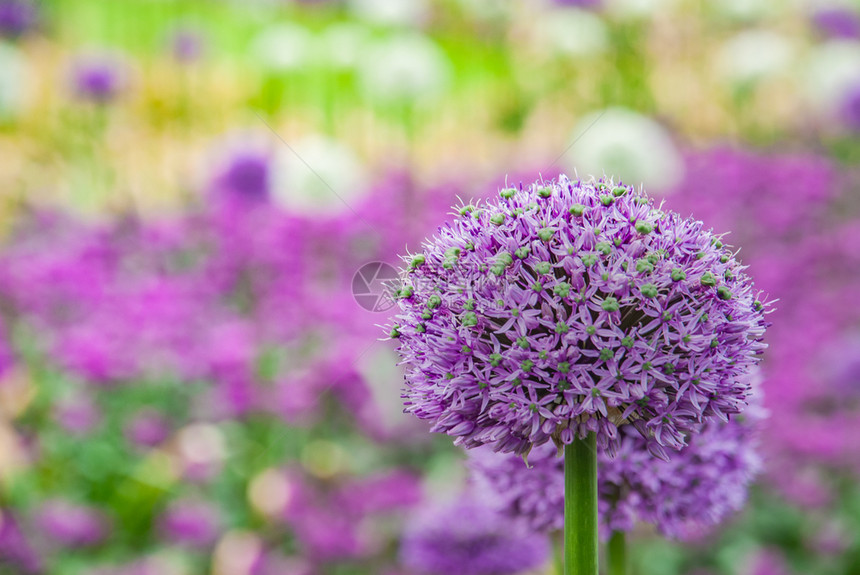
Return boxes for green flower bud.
[581,254,598,267]
[640,284,658,298]
[636,259,654,273]
[635,221,653,235]
[538,228,555,241]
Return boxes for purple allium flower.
[400,494,549,575]
[839,81,860,131]
[552,0,602,9]
[125,410,171,447]
[470,390,764,539]
[392,175,770,458]
[158,499,220,547]
[811,7,860,40]
[37,500,108,547]
[168,26,206,63]
[0,509,41,573]
[743,549,792,575]
[211,148,271,202]
[54,396,101,434]
[337,470,423,515]
[70,52,127,103]
[0,0,36,39]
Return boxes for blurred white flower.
[357,33,452,104]
[715,30,795,86]
[270,135,369,214]
[539,8,608,57]
[250,23,315,73]
[319,23,370,70]
[347,0,429,27]
[563,107,684,191]
[0,42,27,120]
[801,40,860,118]
[213,531,262,575]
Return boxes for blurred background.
[0,0,859,573]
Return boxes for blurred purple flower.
[282,467,420,563]
[158,499,220,547]
[743,549,792,575]
[70,52,127,103]
[169,26,206,63]
[839,82,860,132]
[552,0,602,8]
[54,396,101,434]
[811,6,860,39]
[37,500,108,547]
[400,494,549,575]
[210,147,271,202]
[0,0,36,39]
[0,509,41,573]
[125,410,171,447]
[338,470,423,516]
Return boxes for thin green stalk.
[608,530,627,575]
[565,433,598,575]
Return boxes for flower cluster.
[393,175,770,457]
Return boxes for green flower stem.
[608,530,627,575]
[565,433,598,575]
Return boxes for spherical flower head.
[124,409,170,447]
[36,500,108,547]
[215,148,271,201]
[840,81,860,132]
[168,25,206,63]
[469,390,765,539]
[391,175,770,458]
[811,6,860,40]
[400,494,549,575]
[157,499,220,547]
[0,0,37,39]
[70,52,127,103]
